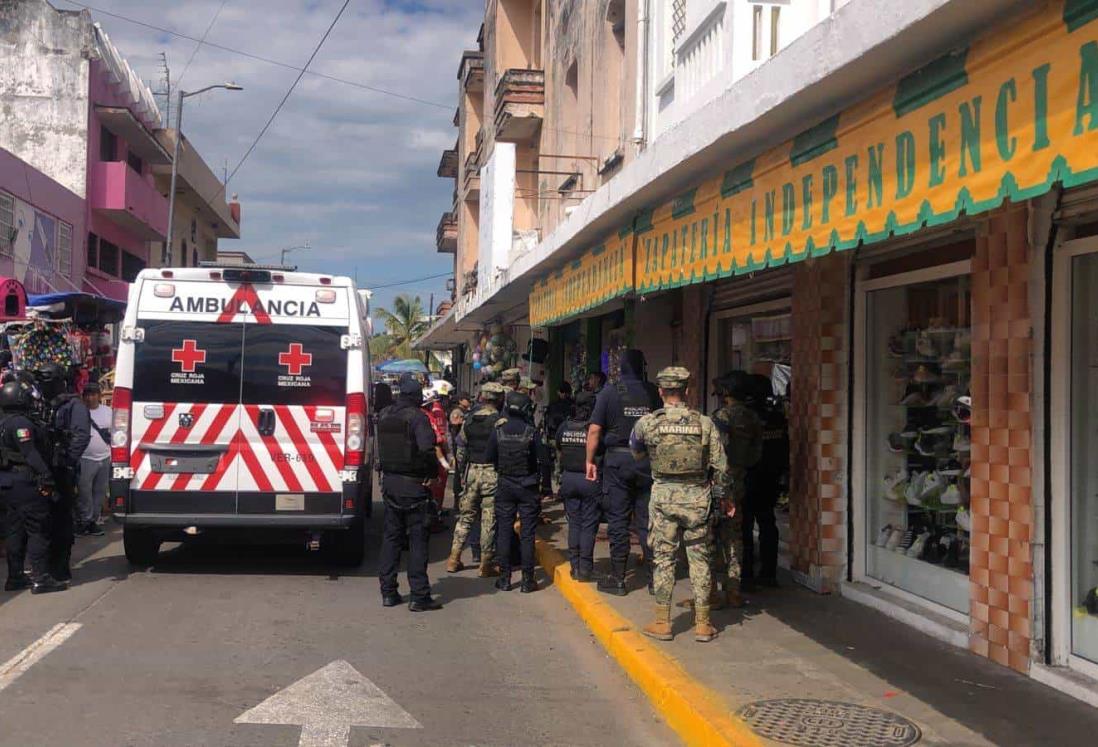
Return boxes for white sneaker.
[940,483,962,505]
[906,531,932,558]
[919,471,946,503]
[953,431,971,452]
[883,470,909,502]
[885,527,905,551]
[956,507,972,532]
[905,472,926,505]
[875,524,894,547]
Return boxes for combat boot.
[31,575,68,595]
[694,604,718,643]
[478,554,499,577]
[642,603,673,641]
[494,572,512,591]
[725,583,746,608]
[520,571,538,593]
[445,550,464,573]
[597,559,627,596]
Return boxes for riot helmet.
[0,380,36,412]
[505,391,534,419]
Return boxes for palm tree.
[373,294,429,361]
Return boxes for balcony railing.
[438,147,458,179]
[459,50,485,92]
[436,212,457,254]
[675,2,726,103]
[89,161,168,240]
[493,68,544,142]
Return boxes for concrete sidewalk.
[535,504,1098,747]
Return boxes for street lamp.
[281,241,310,267]
[165,82,244,265]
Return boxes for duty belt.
[468,461,494,467]
[607,446,633,453]
[652,472,707,482]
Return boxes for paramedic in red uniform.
[422,382,451,529]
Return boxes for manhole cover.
[736,699,921,747]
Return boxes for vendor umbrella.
[377,358,429,374]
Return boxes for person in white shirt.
[78,382,111,537]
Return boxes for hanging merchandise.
[12,320,79,371]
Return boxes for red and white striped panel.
[130,403,344,493]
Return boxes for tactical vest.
[463,409,496,464]
[557,419,588,473]
[649,408,706,477]
[608,380,654,446]
[377,405,433,478]
[0,415,30,472]
[496,423,535,477]
[720,404,763,469]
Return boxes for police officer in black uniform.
[555,391,600,582]
[34,363,90,583]
[741,374,789,590]
[1,380,67,594]
[540,381,573,496]
[587,350,661,595]
[376,375,443,611]
[487,391,542,593]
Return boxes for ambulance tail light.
[316,289,337,304]
[111,387,133,463]
[344,393,366,467]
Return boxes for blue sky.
[59,0,481,317]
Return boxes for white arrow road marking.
[235,659,421,747]
[0,623,82,693]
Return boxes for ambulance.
[109,265,372,566]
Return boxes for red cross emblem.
[278,343,313,376]
[171,339,207,373]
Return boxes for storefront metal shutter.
[711,266,793,311]
[1056,184,1098,222]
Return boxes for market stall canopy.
[0,276,28,321]
[27,292,127,325]
[376,358,429,374]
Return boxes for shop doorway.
[1051,236,1098,682]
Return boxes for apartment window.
[753,5,763,60]
[671,0,687,67]
[98,237,119,276]
[770,5,781,56]
[56,221,72,276]
[127,150,144,175]
[121,250,145,282]
[0,192,14,257]
[87,232,99,269]
[100,126,117,161]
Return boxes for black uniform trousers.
[560,471,600,575]
[536,441,554,495]
[603,449,652,565]
[377,474,433,602]
[494,474,539,576]
[742,470,780,581]
[5,479,52,580]
[49,466,77,579]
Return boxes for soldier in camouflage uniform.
[709,372,763,608]
[630,367,728,643]
[500,368,521,393]
[447,382,506,577]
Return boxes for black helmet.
[505,391,534,418]
[746,374,774,409]
[0,380,35,411]
[572,391,596,421]
[714,370,752,402]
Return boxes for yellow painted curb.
[536,538,763,747]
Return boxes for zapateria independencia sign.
[530,0,1098,325]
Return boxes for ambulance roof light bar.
[197,261,298,272]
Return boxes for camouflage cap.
[480,382,505,396]
[656,366,691,388]
[519,376,536,390]
[500,367,521,383]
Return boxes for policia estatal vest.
[1,380,67,594]
[375,376,443,612]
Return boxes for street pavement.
[0,514,673,747]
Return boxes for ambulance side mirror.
[340,333,362,350]
[121,326,145,343]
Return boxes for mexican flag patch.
[15,428,31,442]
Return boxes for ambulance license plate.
[275,494,305,511]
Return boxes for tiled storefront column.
[788,252,851,593]
[969,204,1035,674]
[681,284,706,409]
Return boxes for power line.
[176,0,229,89]
[58,0,450,110]
[218,0,351,195]
[367,271,452,290]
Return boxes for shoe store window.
[1051,237,1098,679]
[855,260,972,615]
